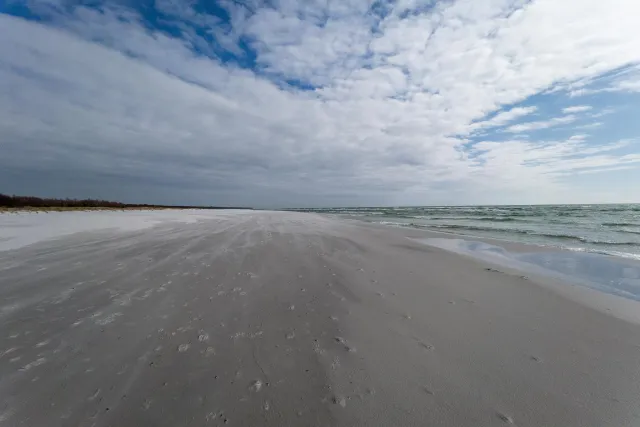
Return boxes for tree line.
[0,194,251,210]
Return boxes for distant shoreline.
[0,193,252,211]
[0,206,252,213]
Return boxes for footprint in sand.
[331,395,347,407]
[335,337,356,352]
[331,357,340,370]
[497,412,514,424]
[413,336,434,351]
[422,386,435,396]
[142,399,152,410]
[419,342,435,351]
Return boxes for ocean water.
[299,205,640,261]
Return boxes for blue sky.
[1,0,640,207]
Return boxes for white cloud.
[615,77,640,93]
[469,106,538,133]
[569,66,640,96]
[590,108,616,118]
[470,136,640,186]
[505,115,577,133]
[576,122,604,130]
[562,105,592,114]
[1,0,640,206]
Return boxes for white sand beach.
[1,210,639,426]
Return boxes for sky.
[1,0,640,207]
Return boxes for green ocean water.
[297,204,640,260]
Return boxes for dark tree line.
[0,194,251,210]
[0,194,126,208]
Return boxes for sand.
[0,211,639,426]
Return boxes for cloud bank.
[1,0,639,206]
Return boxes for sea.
[298,204,640,261]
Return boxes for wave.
[423,215,578,224]
[344,207,638,217]
[376,208,597,219]
[391,215,529,222]
[428,224,640,246]
[316,204,640,214]
[601,222,640,227]
[566,247,640,261]
[386,212,544,220]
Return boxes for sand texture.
[1,211,639,426]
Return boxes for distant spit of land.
[0,193,252,212]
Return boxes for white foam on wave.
[565,246,640,261]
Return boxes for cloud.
[1,0,640,206]
[568,66,640,96]
[562,105,592,114]
[615,76,640,93]
[470,136,640,184]
[469,106,538,133]
[576,122,604,130]
[505,115,577,133]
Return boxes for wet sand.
[1,211,639,426]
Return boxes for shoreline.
[351,217,640,260]
[311,204,640,262]
[343,218,640,310]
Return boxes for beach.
[1,210,639,426]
